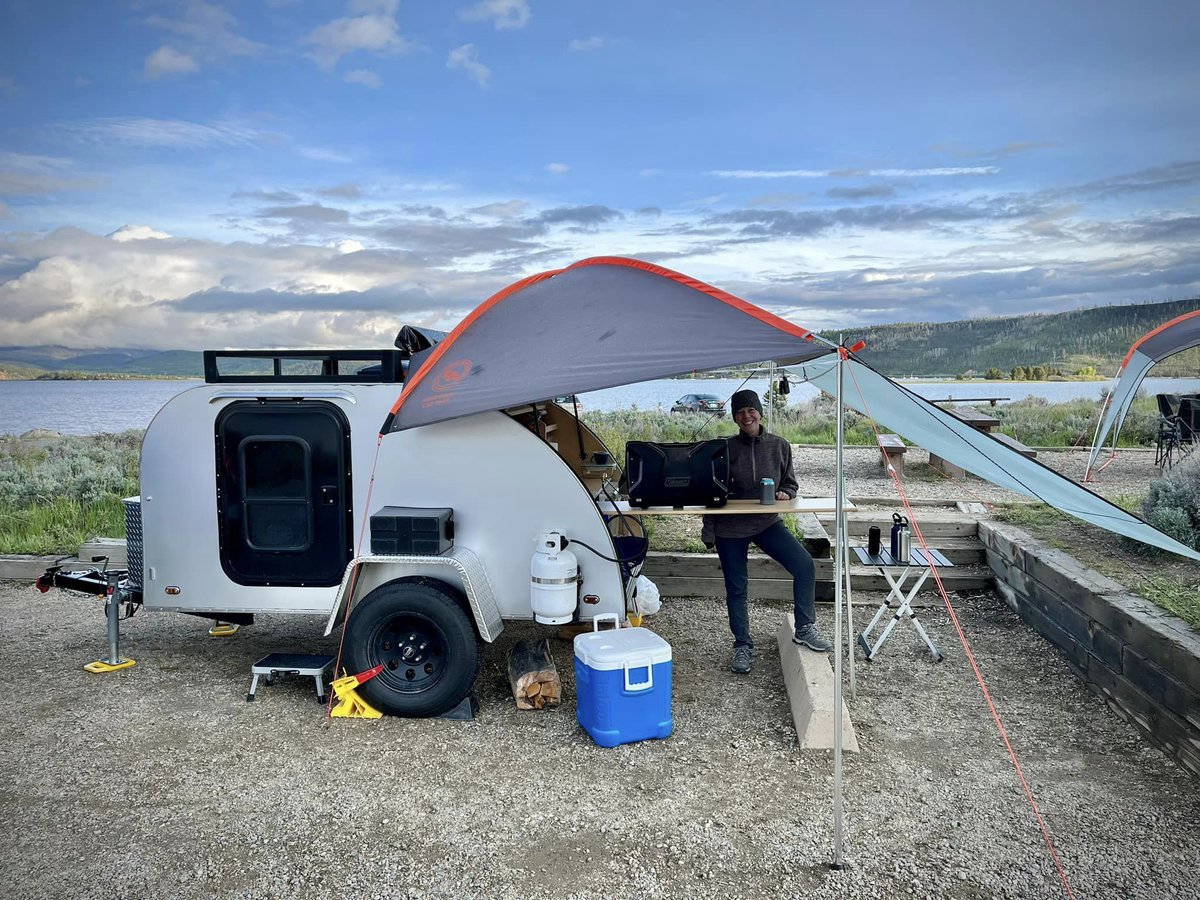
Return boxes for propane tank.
[531,531,579,625]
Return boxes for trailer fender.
[324,546,504,642]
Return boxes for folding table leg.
[858,567,942,661]
[857,568,912,660]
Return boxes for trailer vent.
[370,507,454,556]
[123,497,143,588]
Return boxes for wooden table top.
[597,497,850,516]
[949,406,1000,429]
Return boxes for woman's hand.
[776,490,789,501]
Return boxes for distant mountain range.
[2,297,1197,379]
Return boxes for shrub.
[1139,452,1200,551]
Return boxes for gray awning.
[383,257,831,432]
[1087,309,1200,474]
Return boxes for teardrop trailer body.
[40,344,644,718]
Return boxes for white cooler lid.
[574,626,672,671]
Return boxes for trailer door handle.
[319,485,338,506]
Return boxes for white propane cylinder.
[531,530,579,625]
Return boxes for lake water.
[4,375,1200,436]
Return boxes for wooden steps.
[641,545,993,601]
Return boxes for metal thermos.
[890,513,909,559]
[760,477,776,505]
[867,526,881,556]
[898,526,912,562]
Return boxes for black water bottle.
[890,513,906,558]
[867,526,881,557]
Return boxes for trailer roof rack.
[203,349,407,384]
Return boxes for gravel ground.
[3,574,1197,900]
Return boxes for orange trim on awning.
[1121,309,1200,368]
[384,256,818,428]
[386,267,562,420]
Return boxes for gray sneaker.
[731,645,752,674]
[794,624,832,652]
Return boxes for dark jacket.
[702,426,799,540]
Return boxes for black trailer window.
[240,437,312,551]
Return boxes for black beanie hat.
[730,389,764,416]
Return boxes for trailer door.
[216,401,352,587]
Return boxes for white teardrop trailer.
[39,342,649,718]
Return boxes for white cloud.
[713,167,1000,179]
[0,152,100,194]
[145,1,263,67]
[297,146,355,164]
[344,68,382,89]
[336,239,365,254]
[546,162,569,175]
[469,200,528,219]
[144,46,200,79]
[447,44,491,87]
[108,225,171,242]
[459,0,531,30]
[305,2,411,70]
[58,117,263,149]
[568,36,605,52]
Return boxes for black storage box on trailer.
[625,439,729,509]
[370,506,454,555]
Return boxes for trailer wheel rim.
[367,613,448,694]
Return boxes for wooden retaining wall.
[979,520,1200,776]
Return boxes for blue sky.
[1,0,1198,350]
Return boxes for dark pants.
[715,521,816,649]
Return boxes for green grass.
[1136,577,1200,630]
[0,495,130,554]
[0,431,140,554]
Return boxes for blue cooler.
[574,614,673,748]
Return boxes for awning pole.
[831,342,846,870]
[842,501,856,701]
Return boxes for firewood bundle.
[507,637,561,710]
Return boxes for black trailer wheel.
[342,578,483,718]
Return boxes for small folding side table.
[247,653,336,703]
[852,546,952,662]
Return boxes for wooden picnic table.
[928,396,1010,407]
[946,406,1000,432]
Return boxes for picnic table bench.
[990,431,1037,458]
[929,404,1035,476]
[876,433,907,475]
[946,406,1000,432]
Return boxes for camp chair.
[1156,394,1184,469]
[1178,397,1200,460]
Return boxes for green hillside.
[844,298,1200,377]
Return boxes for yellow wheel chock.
[209,622,240,637]
[84,657,136,673]
[330,664,385,719]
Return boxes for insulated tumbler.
[760,477,776,505]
